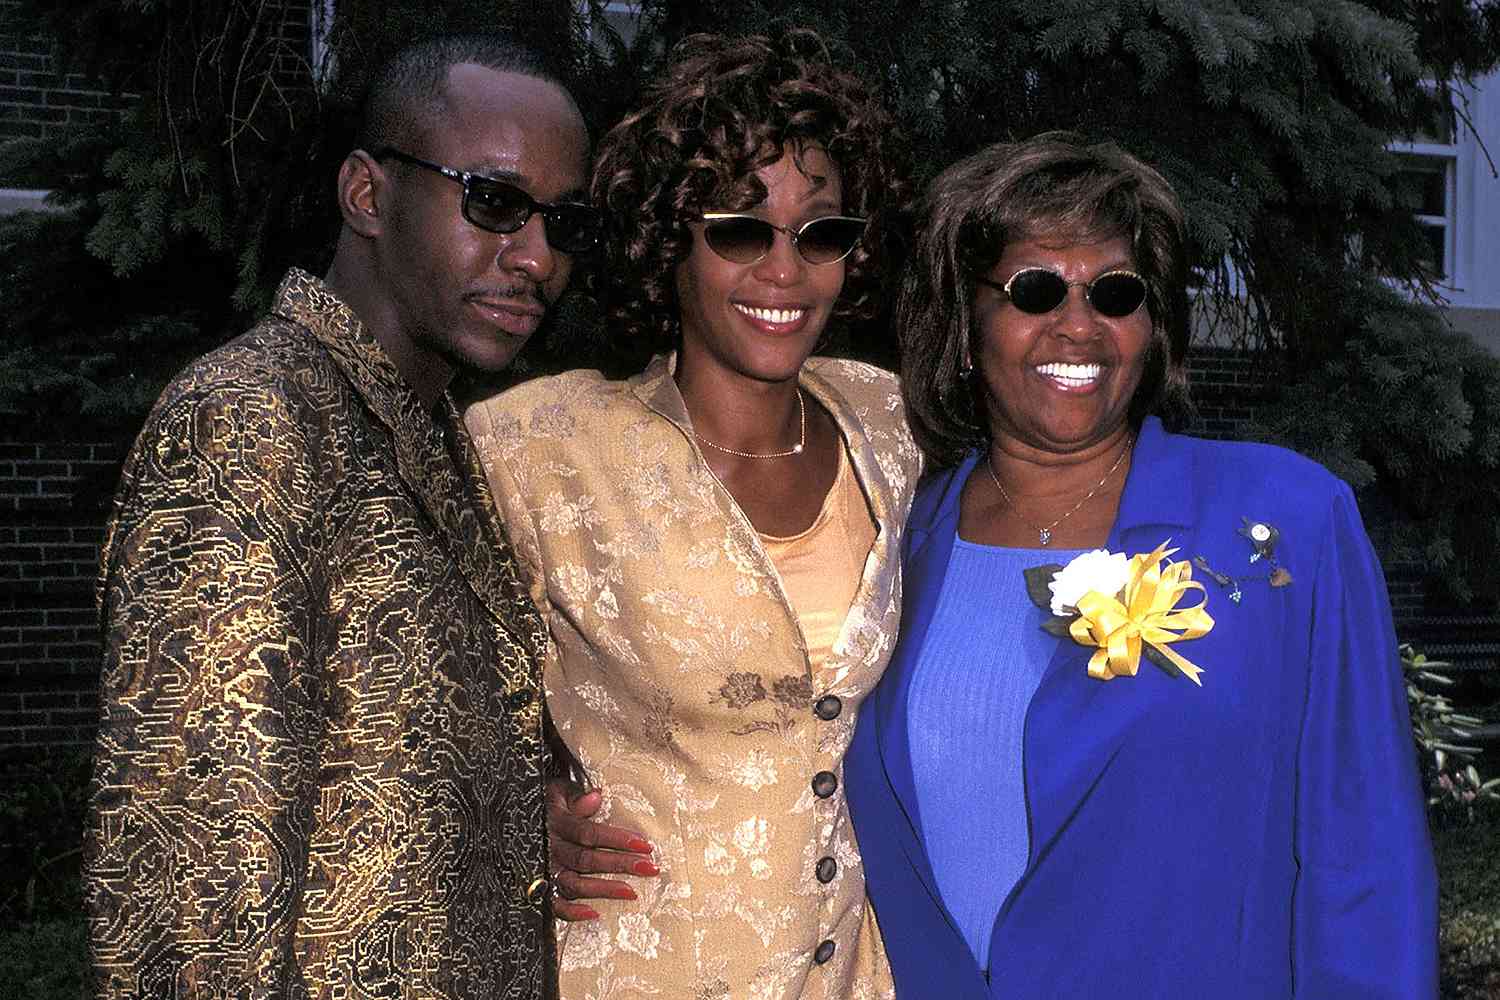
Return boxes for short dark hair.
[356,33,573,154]
[590,27,908,350]
[900,132,1192,469]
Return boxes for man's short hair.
[356,33,572,154]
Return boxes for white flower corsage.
[1024,540,1215,686]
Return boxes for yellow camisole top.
[759,443,878,672]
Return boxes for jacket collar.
[629,352,903,681]
[271,269,544,649]
[1109,416,1193,543]
[629,352,900,532]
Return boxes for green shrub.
[1404,645,1500,825]
[0,751,92,929]
[1435,806,1500,1000]
[0,917,90,1000]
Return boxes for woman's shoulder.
[805,355,900,392]
[804,357,906,432]
[1151,425,1359,546]
[907,452,977,529]
[1163,427,1347,501]
[467,368,644,430]
[464,369,657,479]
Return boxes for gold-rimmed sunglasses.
[699,212,867,265]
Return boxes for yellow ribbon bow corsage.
[1068,540,1215,686]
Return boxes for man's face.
[376,64,589,382]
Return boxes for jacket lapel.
[800,363,903,685]
[276,270,545,651]
[1011,418,1196,897]
[631,354,907,686]
[871,456,976,936]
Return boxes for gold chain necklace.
[985,436,1133,545]
[694,389,806,460]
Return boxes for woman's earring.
[959,354,975,380]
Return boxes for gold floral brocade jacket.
[466,355,922,1000]
[85,270,553,1000]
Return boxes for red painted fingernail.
[627,837,653,854]
[631,860,660,876]
[579,908,600,920]
[619,886,638,901]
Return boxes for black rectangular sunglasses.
[375,148,603,254]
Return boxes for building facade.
[1395,70,1500,351]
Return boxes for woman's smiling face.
[972,233,1153,457]
[674,145,847,386]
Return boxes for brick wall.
[0,438,125,754]
[1182,348,1275,440]
[0,0,132,151]
[1,0,317,182]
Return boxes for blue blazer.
[846,418,1437,998]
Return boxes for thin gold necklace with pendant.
[985,437,1133,545]
[693,389,806,459]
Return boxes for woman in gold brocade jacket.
[466,28,919,1000]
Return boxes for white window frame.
[0,188,56,215]
[582,1,643,51]
[310,0,337,87]
[1391,143,1459,287]
[1388,81,1471,294]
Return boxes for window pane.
[1416,105,1457,145]
[1418,222,1447,279]
[600,3,639,47]
[1396,160,1448,216]
[1397,96,1456,145]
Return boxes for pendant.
[1038,527,1051,545]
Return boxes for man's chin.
[461,338,531,375]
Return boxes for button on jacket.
[85,270,553,1000]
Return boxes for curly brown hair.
[590,27,906,351]
[900,132,1193,469]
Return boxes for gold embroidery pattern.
[85,270,553,1000]
[468,356,922,1000]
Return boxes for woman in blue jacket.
[844,133,1437,998]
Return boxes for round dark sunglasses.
[700,212,867,266]
[374,148,603,254]
[978,267,1148,318]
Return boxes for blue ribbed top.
[906,539,1085,970]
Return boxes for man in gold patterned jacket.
[84,33,598,999]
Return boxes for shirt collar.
[270,268,439,440]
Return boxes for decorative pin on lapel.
[1239,519,1278,562]
[1192,557,1242,603]
[1197,518,1293,603]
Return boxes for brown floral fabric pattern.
[467,355,922,1000]
[85,270,553,1000]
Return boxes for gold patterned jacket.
[86,270,553,1000]
[466,355,922,1000]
